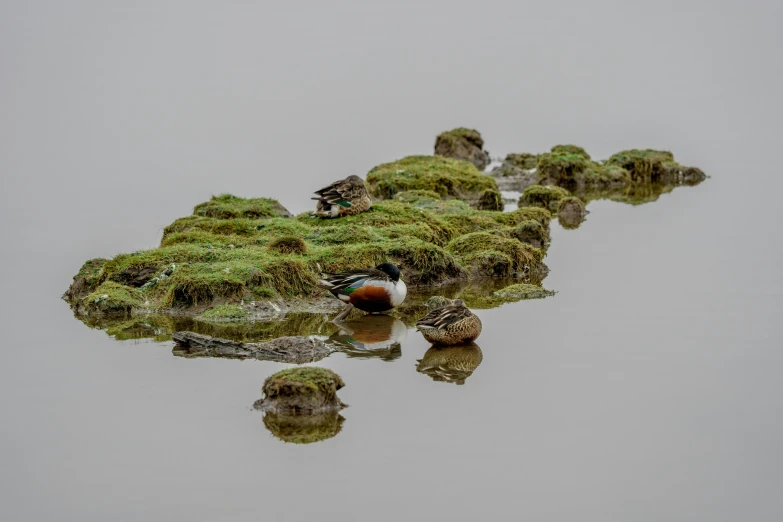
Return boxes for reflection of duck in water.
[259,411,346,445]
[327,314,407,361]
[416,299,482,345]
[416,344,483,385]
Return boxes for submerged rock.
[492,283,555,300]
[416,344,483,385]
[254,367,346,414]
[172,332,332,363]
[260,411,345,444]
[434,128,490,171]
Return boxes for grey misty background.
[1,1,783,522]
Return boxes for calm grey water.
[2,1,782,521]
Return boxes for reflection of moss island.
[261,411,345,444]
[65,172,551,317]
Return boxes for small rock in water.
[254,367,346,414]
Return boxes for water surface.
[2,2,782,521]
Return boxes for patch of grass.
[504,153,538,169]
[267,236,308,255]
[82,281,146,315]
[551,144,590,160]
[537,151,590,183]
[446,232,543,277]
[193,194,291,219]
[366,155,497,203]
[519,185,572,211]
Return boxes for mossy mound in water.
[518,185,572,211]
[433,127,491,171]
[255,367,346,414]
[493,283,555,300]
[260,411,345,444]
[65,186,551,317]
[367,155,497,206]
[491,146,706,202]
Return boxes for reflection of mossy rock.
[434,128,490,171]
[260,411,345,444]
[518,185,572,211]
[493,283,555,300]
[416,344,483,385]
[557,197,588,230]
[172,332,332,363]
[366,155,497,206]
[255,367,346,414]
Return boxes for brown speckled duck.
[416,299,482,345]
[312,175,372,218]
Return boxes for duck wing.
[416,303,471,330]
[313,179,355,208]
[318,268,390,299]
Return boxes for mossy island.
[254,367,346,414]
[64,128,705,342]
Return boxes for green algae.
[366,155,497,203]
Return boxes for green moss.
[504,153,539,169]
[477,189,504,211]
[394,190,442,203]
[366,155,497,202]
[605,149,677,182]
[65,258,108,300]
[496,207,552,228]
[582,163,631,186]
[262,367,345,399]
[518,185,572,211]
[436,127,484,147]
[537,152,590,183]
[193,194,291,219]
[513,219,550,248]
[551,144,590,160]
[199,304,251,321]
[493,283,555,300]
[446,232,543,277]
[267,236,308,255]
[82,281,146,315]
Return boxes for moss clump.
[394,190,442,204]
[261,411,345,444]
[64,258,108,301]
[519,185,572,211]
[267,236,308,255]
[366,155,497,204]
[512,219,550,248]
[436,127,485,148]
[257,367,346,414]
[537,151,590,183]
[446,232,543,277]
[504,153,539,169]
[582,163,631,186]
[82,281,146,315]
[493,283,555,300]
[476,189,504,211]
[193,194,292,219]
[551,144,590,160]
[198,304,250,322]
[557,197,588,230]
[605,149,707,185]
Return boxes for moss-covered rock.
[537,151,591,184]
[512,219,550,249]
[476,188,504,211]
[606,149,706,184]
[551,144,590,160]
[434,128,490,171]
[505,152,539,169]
[518,185,572,211]
[255,367,346,414]
[366,155,497,207]
[194,194,292,219]
[80,281,147,316]
[446,232,544,278]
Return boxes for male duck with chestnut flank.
[319,263,407,322]
[311,175,373,218]
[416,299,482,345]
